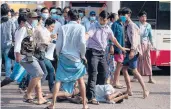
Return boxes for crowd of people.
[1,3,156,109]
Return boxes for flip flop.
[33,100,51,105]
[23,98,34,103]
[44,107,54,109]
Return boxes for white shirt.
[56,21,86,62]
[52,20,62,36]
[95,84,115,102]
[14,27,27,60]
[14,22,34,61]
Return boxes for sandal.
[23,98,34,103]
[33,100,51,105]
[68,96,82,104]
[23,94,34,103]
[88,98,99,105]
[44,107,54,109]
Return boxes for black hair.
[99,10,110,19]
[121,7,132,15]
[49,7,56,12]
[41,7,49,13]
[1,3,10,16]
[18,14,27,24]
[68,9,79,21]
[45,17,55,27]
[10,9,15,16]
[138,11,147,17]
[63,6,71,13]
[37,16,43,22]
[26,8,30,12]
[108,13,117,20]
[56,7,62,15]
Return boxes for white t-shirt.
[95,84,115,103]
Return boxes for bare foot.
[126,90,133,96]
[143,90,149,99]
[82,104,89,109]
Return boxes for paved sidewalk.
[1,76,170,109]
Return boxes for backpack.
[20,27,35,62]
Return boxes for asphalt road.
[1,74,170,109]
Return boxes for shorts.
[122,53,139,69]
[21,57,44,79]
[114,54,124,63]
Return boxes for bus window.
[157,1,170,30]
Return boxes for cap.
[27,12,38,18]
[50,9,57,13]
[90,11,96,16]
[78,8,85,13]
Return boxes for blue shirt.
[111,20,125,54]
[1,16,16,50]
[56,21,86,62]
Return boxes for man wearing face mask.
[78,8,88,26]
[110,8,127,89]
[121,7,149,99]
[40,7,49,25]
[84,11,97,32]
[85,10,129,105]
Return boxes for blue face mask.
[41,13,49,19]
[51,14,58,20]
[31,20,38,28]
[79,13,84,17]
[90,16,96,21]
[120,16,127,23]
[98,22,106,28]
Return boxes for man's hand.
[121,47,130,53]
[129,50,135,60]
[16,52,21,63]
[81,57,87,65]
[51,34,57,39]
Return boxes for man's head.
[63,6,71,19]
[27,12,39,27]
[41,7,49,20]
[78,8,85,18]
[138,11,147,23]
[67,9,80,22]
[18,14,27,26]
[99,10,110,26]
[89,11,96,22]
[120,7,132,21]
[50,7,62,21]
[45,18,56,32]
[19,8,27,15]
[108,13,118,23]
[1,3,10,16]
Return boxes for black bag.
[20,28,35,62]
[8,46,15,60]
